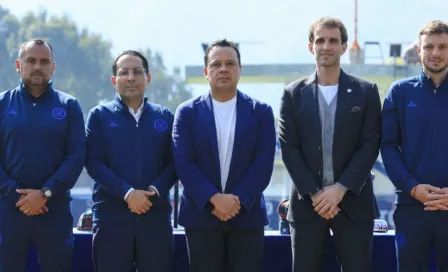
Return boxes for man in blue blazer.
[172,39,276,272]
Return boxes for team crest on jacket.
[52,108,66,120]
[154,119,168,132]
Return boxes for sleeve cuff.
[404,178,419,195]
[124,188,135,201]
[239,197,256,212]
[148,186,159,196]
[335,182,348,192]
[306,187,321,198]
[148,186,160,203]
[201,190,220,209]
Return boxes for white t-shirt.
[212,95,237,191]
[318,84,338,105]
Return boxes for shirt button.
[318,146,321,150]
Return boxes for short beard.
[22,77,48,88]
[425,63,448,74]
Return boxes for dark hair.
[203,39,241,67]
[309,17,348,44]
[112,50,149,76]
[18,39,54,59]
[419,20,448,42]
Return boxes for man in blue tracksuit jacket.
[85,50,178,272]
[381,20,448,272]
[0,39,85,272]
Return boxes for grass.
[186,75,411,102]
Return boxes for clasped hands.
[210,193,241,221]
[411,185,448,211]
[126,189,157,215]
[312,185,346,220]
[15,189,49,216]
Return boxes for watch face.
[45,190,52,198]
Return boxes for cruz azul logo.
[52,108,67,120]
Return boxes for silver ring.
[24,209,29,213]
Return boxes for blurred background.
[1,0,445,230]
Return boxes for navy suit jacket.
[172,91,276,229]
[279,70,381,223]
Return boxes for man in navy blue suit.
[279,18,381,272]
[85,50,177,272]
[172,39,276,272]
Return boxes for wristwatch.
[41,188,53,199]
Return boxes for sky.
[2,0,447,72]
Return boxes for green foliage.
[0,6,192,115]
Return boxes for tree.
[0,6,192,117]
[0,7,20,88]
[142,48,193,112]
[0,6,193,188]
[0,9,113,114]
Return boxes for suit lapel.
[300,72,322,140]
[200,93,220,169]
[334,69,355,142]
[228,91,251,182]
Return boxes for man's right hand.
[16,192,48,216]
[411,184,444,209]
[210,194,241,221]
[126,190,153,215]
[311,189,340,220]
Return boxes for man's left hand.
[312,185,346,218]
[211,208,238,221]
[16,189,48,216]
[424,187,448,211]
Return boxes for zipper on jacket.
[30,101,38,184]
[136,119,142,189]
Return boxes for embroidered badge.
[52,108,66,120]
[395,232,406,248]
[154,119,168,132]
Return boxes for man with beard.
[0,39,85,272]
[85,50,177,272]
[381,20,448,272]
[278,17,381,272]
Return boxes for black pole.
[173,181,179,229]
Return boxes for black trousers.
[291,211,373,272]
[185,223,264,272]
[92,218,174,272]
